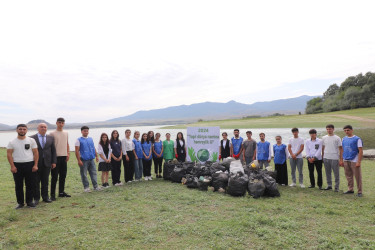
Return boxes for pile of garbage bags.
[164,158,281,199]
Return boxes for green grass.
[162,107,375,129]
[1,148,375,249]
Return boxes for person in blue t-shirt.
[141,133,153,181]
[152,133,163,178]
[273,135,289,185]
[231,129,243,160]
[256,133,272,169]
[340,125,363,197]
[132,131,144,181]
[74,126,101,192]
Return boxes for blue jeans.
[134,158,143,180]
[80,159,98,189]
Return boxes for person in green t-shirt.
[163,133,174,161]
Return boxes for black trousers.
[51,156,67,197]
[13,161,35,205]
[307,159,323,187]
[111,157,122,185]
[142,159,152,177]
[123,151,134,182]
[153,157,163,174]
[177,153,186,162]
[275,162,288,185]
[34,163,51,201]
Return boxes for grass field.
[1,148,375,249]
[162,107,375,129]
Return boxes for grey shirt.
[242,139,257,158]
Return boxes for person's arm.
[147,146,152,159]
[230,144,233,157]
[95,148,99,162]
[268,143,272,162]
[174,141,178,158]
[32,148,39,172]
[152,144,157,155]
[98,144,107,161]
[160,143,164,157]
[51,137,57,169]
[357,147,363,167]
[288,143,295,159]
[314,141,322,159]
[66,134,70,162]
[7,149,17,173]
[75,145,83,166]
[305,141,314,163]
[285,146,289,159]
[296,142,304,157]
[252,143,256,161]
[133,149,138,160]
[339,145,344,166]
[321,145,325,159]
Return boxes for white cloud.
[0,0,374,124]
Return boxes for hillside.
[162,107,375,129]
[108,95,317,123]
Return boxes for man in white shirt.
[322,124,342,192]
[7,124,39,209]
[305,129,323,189]
[288,128,305,188]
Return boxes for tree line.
[306,72,375,114]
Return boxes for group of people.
[224,126,363,197]
[6,117,364,209]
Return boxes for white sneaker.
[118,182,124,186]
[281,184,286,186]
[300,184,305,188]
[289,183,296,187]
[94,186,102,191]
[127,181,132,183]
[84,188,91,192]
[148,176,152,180]
[115,183,121,186]
[144,177,149,181]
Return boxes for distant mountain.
[0,123,12,130]
[108,95,318,123]
[26,119,56,130]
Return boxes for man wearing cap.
[50,117,71,200]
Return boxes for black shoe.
[43,198,52,203]
[59,192,71,197]
[324,187,332,190]
[15,204,24,210]
[51,196,56,201]
[318,186,323,190]
[357,193,363,197]
[308,185,315,188]
[34,200,39,205]
[344,190,354,194]
[27,203,36,208]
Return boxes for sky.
[0,0,374,125]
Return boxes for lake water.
[0,125,325,153]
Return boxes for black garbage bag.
[209,162,227,175]
[170,165,187,183]
[227,172,249,197]
[212,171,229,191]
[197,176,212,191]
[185,174,199,188]
[243,164,252,176]
[265,170,277,180]
[263,175,280,197]
[163,160,178,180]
[183,162,195,175]
[248,177,266,198]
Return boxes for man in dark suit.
[31,123,57,204]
